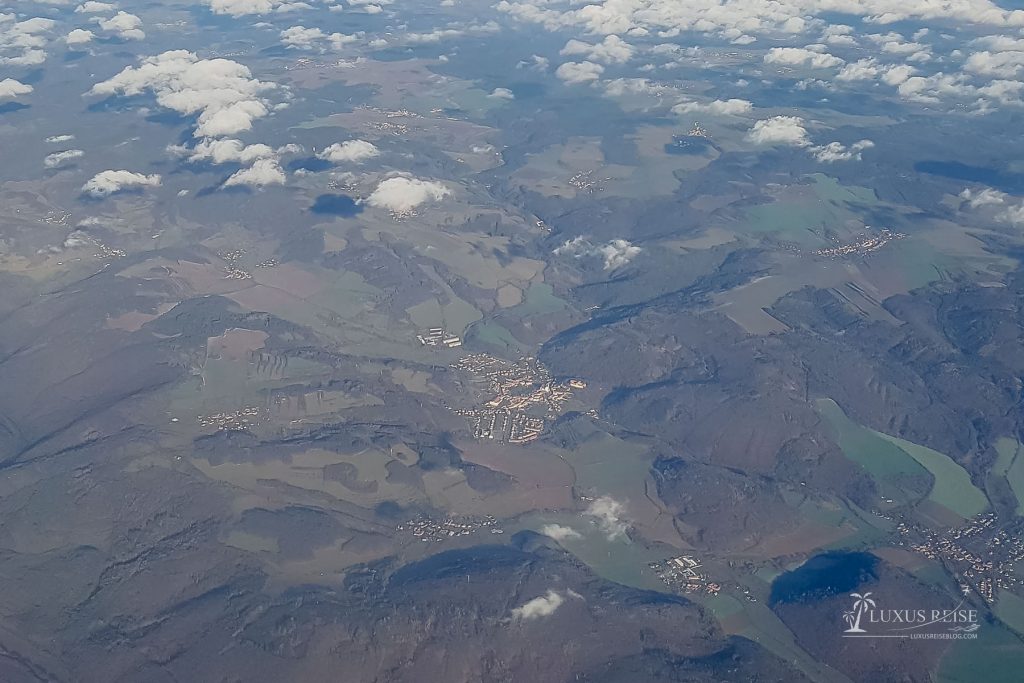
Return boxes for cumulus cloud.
[488,87,515,99]
[965,50,1024,78]
[764,47,844,69]
[959,187,1008,207]
[82,170,161,197]
[821,24,856,46]
[560,34,634,64]
[555,60,604,84]
[511,591,564,620]
[44,149,84,168]
[809,139,874,162]
[0,78,32,99]
[540,524,581,541]
[280,25,358,50]
[93,11,144,40]
[365,175,450,215]
[89,51,277,138]
[746,116,810,146]
[672,97,752,116]
[66,28,95,45]
[554,236,641,270]
[603,78,672,97]
[836,58,881,81]
[317,139,380,163]
[1,17,55,66]
[999,203,1024,225]
[517,54,549,71]
[496,0,1024,40]
[223,158,286,187]
[172,138,282,165]
[584,496,628,540]
[46,134,75,143]
[205,0,312,17]
[76,1,116,12]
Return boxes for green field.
[991,438,1024,515]
[467,319,526,353]
[816,399,988,519]
[816,398,931,505]
[743,174,878,247]
[510,282,566,316]
[875,433,988,519]
[994,589,1024,637]
[937,621,1024,683]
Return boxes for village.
[451,353,585,444]
[649,554,721,596]
[812,227,905,258]
[898,513,1024,602]
[196,406,263,431]
[396,514,503,543]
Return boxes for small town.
[396,515,502,542]
[451,354,585,443]
[218,249,252,280]
[649,555,721,595]
[812,228,905,258]
[197,406,262,431]
[451,353,585,442]
[569,170,609,194]
[898,513,1024,602]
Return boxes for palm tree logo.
[842,592,875,633]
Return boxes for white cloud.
[965,50,1024,78]
[998,203,1024,225]
[174,138,280,165]
[44,149,84,168]
[517,54,549,71]
[223,158,286,187]
[205,0,312,17]
[365,175,450,215]
[881,64,917,86]
[836,58,880,81]
[497,0,1024,39]
[764,47,844,69]
[821,24,856,46]
[280,25,358,50]
[511,591,564,620]
[0,17,56,66]
[555,60,604,84]
[540,524,581,541]
[746,116,810,147]
[973,35,1024,52]
[317,139,380,162]
[76,1,116,12]
[488,87,515,99]
[599,239,642,269]
[603,78,671,97]
[0,78,32,99]
[809,139,874,162]
[672,97,752,115]
[584,496,628,540]
[46,134,74,143]
[93,11,144,40]
[560,34,634,64]
[66,29,94,45]
[959,187,1007,207]
[82,170,161,197]
[554,236,641,270]
[89,51,277,138]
